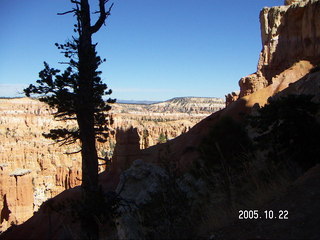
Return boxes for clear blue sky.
[0,0,284,101]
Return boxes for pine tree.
[25,0,115,190]
[25,1,116,238]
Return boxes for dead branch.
[57,9,78,15]
[90,0,114,34]
[70,0,81,5]
[65,149,82,155]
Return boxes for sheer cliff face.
[235,0,320,100]
[259,0,320,78]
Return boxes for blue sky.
[0,0,284,101]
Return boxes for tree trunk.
[78,0,99,190]
[77,1,99,239]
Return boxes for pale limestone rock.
[114,159,213,239]
[116,159,168,240]
[237,0,320,99]
[9,168,31,176]
[116,159,168,206]
[0,167,34,232]
[285,0,310,5]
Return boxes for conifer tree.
[24,1,117,238]
[24,0,115,190]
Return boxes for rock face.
[0,166,33,232]
[111,128,141,174]
[226,0,320,104]
[258,0,320,77]
[225,91,240,107]
[111,115,196,150]
[285,0,309,5]
[0,98,82,232]
[115,160,169,240]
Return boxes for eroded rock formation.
[0,166,33,232]
[0,97,215,231]
[285,0,309,5]
[0,98,82,231]
[111,128,141,174]
[225,91,240,107]
[258,0,320,78]
[226,0,320,104]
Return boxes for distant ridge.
[116,99,160,105]
[166,96,223,101]
[162,96,224,104]
[117,97,224,106]
[0,97,24,99]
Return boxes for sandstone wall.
[258,0,320,80]
[227,0,320,104]
[0,98,83,231]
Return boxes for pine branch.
[56,117,78,121]
[58,138,77,146]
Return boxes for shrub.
[192,116,253,208]
[249,94,320,172]
[157,132,167,144]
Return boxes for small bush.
[157,132,167,144]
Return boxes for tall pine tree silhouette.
[25,1,116,238]
[24,0,115,190]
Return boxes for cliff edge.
[227,0,320,104]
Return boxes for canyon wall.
[226,0,320,104]
[0,98,82,231]
[0,97,221,231]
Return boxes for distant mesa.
[117,96,224,106]
[164,96,224,104]
[116,99,161,105]
[147,96,225,113]
[114,97,225,114]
